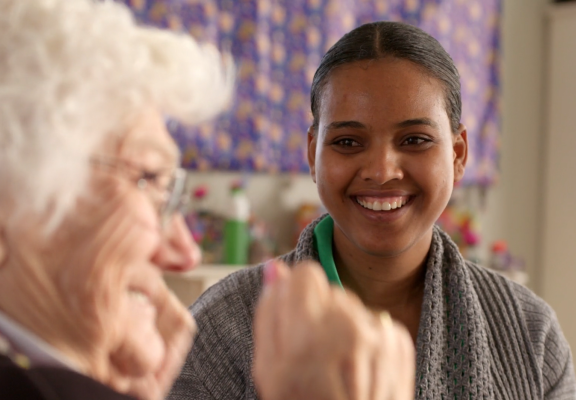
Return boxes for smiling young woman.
[171,22,576,400]
[307,56,467,342]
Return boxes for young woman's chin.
[346,229,429,259]
[331,202,437,259]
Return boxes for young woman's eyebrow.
[395,118,439,130]
[323,120,368,133]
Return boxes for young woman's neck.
[332,228,432,342]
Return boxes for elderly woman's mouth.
[128,289,152,305]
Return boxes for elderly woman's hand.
[117,289,196,400]
[253,261,415,400]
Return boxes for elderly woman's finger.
[253,260,291,397]
[153,289,195,395]
[276,262,332,351]
[327,287,375,400]
[286,261,332,313]
[370,316,415,400]
[254,261,291,352]
[123,288,194,400]
[371,313,397,400]
[391,322,416,400]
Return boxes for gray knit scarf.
[280,216,540,399]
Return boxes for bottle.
[223,180,250,265]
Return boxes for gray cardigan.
[169,220,576,399]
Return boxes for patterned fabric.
[123,0,501,185]
[168,216,576,399]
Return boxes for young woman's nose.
[359,145,403,185]
[151,214,202,272]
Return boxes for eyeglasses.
[91,156,193,227]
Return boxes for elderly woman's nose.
[151,214,201,272]
[359,146,403,184]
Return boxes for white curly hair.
[0,0,233,230]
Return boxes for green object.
[224,220,250,265]
[313,216,343,288]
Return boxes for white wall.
[480,0,550,294]
[468,0,576,363]
[540,1,576,366]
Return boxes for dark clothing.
[0,354,135,400]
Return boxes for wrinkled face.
[15,108,202,379]
[308,58,467,258]
[85,107,201,377]
[95,108,201,375]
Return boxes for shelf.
[164,265,250,306]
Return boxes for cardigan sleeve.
[512,282,576,399]
[167,266,263,400]
[541,311,576,399]
[165,312,220,400]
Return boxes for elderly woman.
[0,1,414,399]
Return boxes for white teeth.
[129,290,149,303]
[356,197,408,211]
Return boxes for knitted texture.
[168,216,576,400]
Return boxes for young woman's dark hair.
[310,21,461,133]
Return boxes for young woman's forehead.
[318,59,449,127]
[325,58,443,92]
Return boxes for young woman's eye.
[402,136,430,146]
[334,138,360,147]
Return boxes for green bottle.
[223,184,250,265]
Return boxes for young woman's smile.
[308,57,467,259]
[352,190,414,223]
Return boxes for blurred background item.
[223,179,251,265]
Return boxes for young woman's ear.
[307,126,318,183]
[453,124,468,183]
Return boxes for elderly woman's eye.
[140,171,160,183]
[138,170,173,193]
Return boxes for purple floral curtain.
[123,0,501,185]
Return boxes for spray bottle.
[223,180,250,265]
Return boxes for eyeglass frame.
[90,156,193,227]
